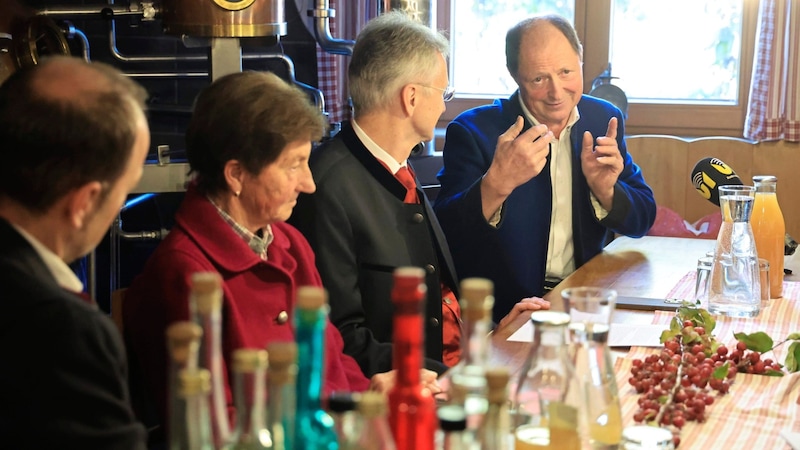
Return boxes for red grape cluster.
[627,306,790,447]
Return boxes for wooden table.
[489,235,715,377]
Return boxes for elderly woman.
[122,71,375,431]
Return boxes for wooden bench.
[626,135,800,240]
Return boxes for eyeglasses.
[415,83,456,102]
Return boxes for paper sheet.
[507,320,665,347]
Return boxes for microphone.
[690,157,797,258]
[690,157,743,206]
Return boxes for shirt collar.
[207,196,273,261]
[10,222,83,292]
[351,119,407,175]
[517,95,580,137]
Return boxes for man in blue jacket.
[435,14,656,323]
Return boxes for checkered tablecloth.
[614,276,800,449]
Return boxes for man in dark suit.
[0,57,150,449]
[291,12,549,384]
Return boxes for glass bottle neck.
[755,181,777,193]
[294,308,327,410]
[460,314,491,367]
[231,370,268,444]
[393,310,424,385]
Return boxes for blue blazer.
[434,93,656,323]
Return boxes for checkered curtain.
[744,0,800,142]
[315,1,379,124]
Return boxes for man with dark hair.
[0,57,150,449]
[435,14,656,323]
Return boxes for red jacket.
[123,185,369,427]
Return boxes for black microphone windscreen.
[690,157,743,206]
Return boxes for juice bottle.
[751,176,785,298]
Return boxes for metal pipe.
[36,4,140,17]
[60,22,91,61]
[109,18,207,63]
[310,0,354,56]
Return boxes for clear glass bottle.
[225,349,271,450]
[166,321,203,442]
[449,278,494,433]
[388,267,437,450]
[708,185,761,317]
[169,368,214,450]
[751,175,785,298]
[351,391,396,450]
[266,342,298,450]
[478,368,512,450]
[190,272,231,447]
[328,392,359,449]
[437,405,468,450]
[620,425,675,450]
[513,311,581,450]
[293,286,338,450]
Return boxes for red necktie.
[395,166,419,204]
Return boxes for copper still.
[160,0,286,38]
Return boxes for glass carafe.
[562,287,622,449]
[513,311,581,450]
[708,185,761,318]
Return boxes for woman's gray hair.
[348,11,450,116]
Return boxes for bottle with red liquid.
[387,267,437,450]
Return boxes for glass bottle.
[169,368,214,450]
[293,286,338,450]
[751,175,785,298]
[620,425,675,450]
[387,267,437,450]
[513,311,581,450]
[190,272,231,447]
[562,287,622,448]
[166,321,203,441]
[478,368,512,450]
[266,342,298,450]
[437,405,468,450]
[708,185,761,317]
[449,278,494,433]
[225,349,271,450]
[351,391,396,450]
[328,392,359,449]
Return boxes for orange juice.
[751,190,784,298]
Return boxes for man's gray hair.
[348,11,450,116]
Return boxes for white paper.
[780,430,800,450]
[507,321,665,348]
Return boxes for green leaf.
[712,362,729,380]
[763,368,785,377]
[734,331,774,353]
[786,342,800,373]
[660,329,680,344]
[786,333,800,341]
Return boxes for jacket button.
[412,213,424,223]
[429,318,440,327]
[276,311,289,324]
[425,264,436,274]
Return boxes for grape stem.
[654,356,684,426]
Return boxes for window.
[437,0,758,137]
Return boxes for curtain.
[315,1,380,124]
[744,0,800,142]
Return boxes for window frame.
[436,0,758,137]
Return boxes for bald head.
[506,14,583,77]
[0,57,148,213]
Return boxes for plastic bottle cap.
[437,405,467,432]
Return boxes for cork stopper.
[485,367,510,404]
[232,348,268,373]
[165,321,202,366]
[267,341,297,384]
[449,380,468,405]
[178,368,211,397]
[460,277,494,321]
[357,391,387,418]
[191,272,222,315]
[295,286,327,310]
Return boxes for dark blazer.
[290,122,459,376]
[435,93,657,323]
[0,218,147,449]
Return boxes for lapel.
[0,218,66,294]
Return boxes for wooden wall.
[626,135,800,240]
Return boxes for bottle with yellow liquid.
[513,311,582,450]
[751,175,785,299]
